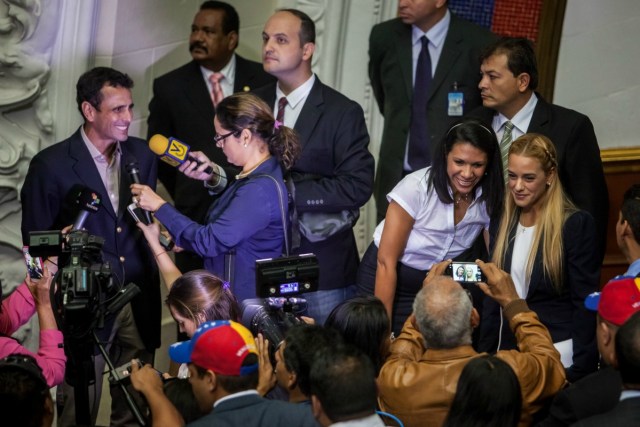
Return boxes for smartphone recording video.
[22,246,44,279]
[446,262,485,283]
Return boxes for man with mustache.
[147,1,275,273]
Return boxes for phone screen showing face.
[22,246,44,279]
[448,262,484,283]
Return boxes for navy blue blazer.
[187,393,318,427]
[147,56,276,223]
[369,13,497,221]
[154,157,286,301]
[253,77,375,291]
[479,210,600,382]
[20,129,161,350]
[468,95,609,261]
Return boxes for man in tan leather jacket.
[378,260,566,427]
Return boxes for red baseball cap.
[585,276,640,326]
[169,320,258,376]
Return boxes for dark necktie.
[408,36,432,170]
[277,97,288,125]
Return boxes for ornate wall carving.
[0,0,59,294]
[0,0,61,347]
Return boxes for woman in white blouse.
[357,119,504,334]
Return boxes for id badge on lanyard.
[448,81,464,117]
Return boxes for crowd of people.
[4,1,637,426]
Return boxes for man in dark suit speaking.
[147,1,275,272]
[469,37,609,260]
[21,67,159,427]
[369,0,496,221]
[254,9,375,324]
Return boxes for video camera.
[241,254,319,359]
[28,229,140,338]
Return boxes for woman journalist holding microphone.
[132,93,300,301]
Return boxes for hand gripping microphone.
[125,161,153,225]
[71,186,102,231]
[148,134,214,174]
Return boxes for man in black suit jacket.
[468,37,609,260]
[21,67,159,426]
[574,310,640,427]
[369,1,497,221]
[147,1,275,272]
[254,9,374,324]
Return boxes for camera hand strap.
[254,174,290,256]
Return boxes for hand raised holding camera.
[475,260,520,308]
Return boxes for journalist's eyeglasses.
[214,131,236,146]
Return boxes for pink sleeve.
[0,330,66,388]
[0,282,65,387]
[0,282,36,335]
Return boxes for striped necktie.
[499,121,514,180]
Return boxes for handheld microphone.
[71,187,102,231]
[125,161,153,225]
[148,134,214,175]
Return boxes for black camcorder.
[241,254,320,362]
[254,253,319,298]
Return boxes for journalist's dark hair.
[76,67,133,118]
[193,353,259,393]
[0,354,50,427]
[443,355,522,427]
[278,8,316,44]
[163,378,204,424]
[480,37,538,91]
[428,118,503,216]
[310,344,377,423]
[615,310,640,385]
[199,1,239,36]
[283,324,342,397]
[325,296,390,376]
[621,184,640,242]
[166,269,239,325]
[216,92,301,170]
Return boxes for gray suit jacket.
[369,13,497,220]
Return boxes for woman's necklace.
[236,155,271,179]
[454,193,471,205]
[517,222,534,234]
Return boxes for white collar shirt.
[373,167,490,270]
[411,9,450,81]
[492,92,538,141]
[275,73,316,128]
[81,126,122,215]
[201,54,236,100]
